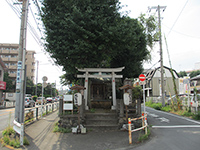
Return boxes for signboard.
[42,76,48,81]
[123,93,130,105]
[139,74,146,82]
[0,81,6,90]
[139,81,146,85]
[16,61,22,92]
[183,79,189,84]
[74,93,82,106]
[63,103,73,110]
[64,95,73,101]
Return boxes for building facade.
[0,43,35,82]
[145,66,180,97]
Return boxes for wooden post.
[36,107,38,120]
[77,106,81,133]
[59,98,63,116]
[126,105,128,122]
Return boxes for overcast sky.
[0,0,200,88]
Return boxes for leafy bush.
[3,135,10,144]
[152,103,162,110]
[23,136,30,145]
[138,128,151,142]
[2,126,15,136]
[161,105,172,112]
[53,122,71,133]
[32,95,37,101]
[192,111,200,120]
[182,111,194,117]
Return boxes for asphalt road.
[0,108,15,134]
[131,106,200,150]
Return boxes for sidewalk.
[1,111,143,150]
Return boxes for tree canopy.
[190,70,200,78]
[41,0,157,83]
[3,72,15,92]
[178,71,187,78]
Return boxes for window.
[5,55,10,58]
[10,71,16,74]
[11,55,17,58]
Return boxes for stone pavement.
[1,110,145,150]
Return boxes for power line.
[5,0,63,74]
[163,24,200,39]
[167,0,189,36]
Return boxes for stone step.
[84,112,119,130]
[85,119,118,126]
[85,124,119,131]
[85,113,118,120]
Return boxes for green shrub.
[161,105,172,112]
[14,139,20,148]
[183,111,194,117]
[32,95,37,101]
[192,111,200,120]
[152,103,162,110]
[9,139,15,147]
[3,135,10,144]
[138,128,151,142]
[2,126,15,136]
[53,122,71,133]
[23,136,30,145]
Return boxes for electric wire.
[167,0,189,36]
[163,24,200,39]
[144,60,160,74]
[4,0,63,75]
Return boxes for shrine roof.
[76,67,125,72]
[70,85,86,90]
[119,84,134,90]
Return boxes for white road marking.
[149,113,159,118]
[152,125,200,128]
[146,106,200,125]
[158,117,170,123]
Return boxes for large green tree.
[41,0,155,83]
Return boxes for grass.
[53,122,71,133]
[138,128,151,143]
[1,112,30,148]
[146,101,200,120]
[1,126,29,148]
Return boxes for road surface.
[0,108,15,134]
[131,106,200,150]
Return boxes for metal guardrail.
[128,113,148,144]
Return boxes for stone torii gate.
[77,67,125,110]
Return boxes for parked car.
[46,97,53,103]
[36,97,46,105]
[25,97,35,107]
[53,97,58,102]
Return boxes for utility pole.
[35,60,39,96]
[149,5,166,107]
[15,0,29,123]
